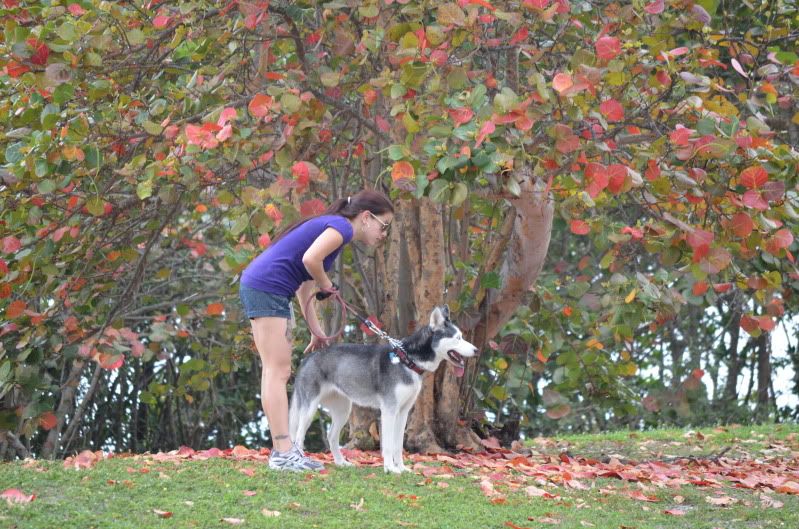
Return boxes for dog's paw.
[334,458,354,467]
[383,464,403,474]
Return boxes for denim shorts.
[239,283,294,320]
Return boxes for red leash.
[302,286,355,341]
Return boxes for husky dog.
[289,305,477,473]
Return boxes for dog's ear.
[429,306,446,329]
[442,304,450,321]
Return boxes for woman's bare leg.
[249,316,293,453]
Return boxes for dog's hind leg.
[320,391,352,466]
[291,390,321,451]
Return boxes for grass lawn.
[1,424,798,529]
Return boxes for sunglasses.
[367,211,391,233]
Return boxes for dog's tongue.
[451,364,465,377]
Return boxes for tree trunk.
[414,174,553,452]
[754,333,772,421]
[404,198,448,453]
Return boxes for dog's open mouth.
[447,350,465,377]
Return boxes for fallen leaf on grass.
[261,509,281,517]
[775,481,799,495]
[580,521,595,527]
[626,490,660,502]
[705,495,738,506]
[664,507,688,516]
[242,490,257,496]
[528,516,561,524]
[758,494,783,509]
[1,489,35,505]
[350,497,365,511]
[239,468,256,477]
[673,495,684,503]
[505,522,533,529]
[525,485,557,499]
[153,509,172,518]
[222,517,245,525]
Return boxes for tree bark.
[754,333,772,421]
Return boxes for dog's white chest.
[394,380,422,407]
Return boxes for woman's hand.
[303,335,330,354]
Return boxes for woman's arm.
[296,280,325,339]
[301,227,344,290]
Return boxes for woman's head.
[327,190,394,246]
[270,189,394,246]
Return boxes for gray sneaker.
[268,444,324,472]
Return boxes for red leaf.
[474,120,495,147]
[524,0,550,8]
[206,303,225,316]
[686,228,713,252]
[391,161,415,183]
[153,14,171,29]
[68,3,87,16]
[692,281,708,296]
[185,124,219,149]
[248,93,274,118]
[26,38,49,66]
[599,98,624,122]
[712,282,732,293]
[448,107,474,126]
[2,236,21,254]
[570,219,590,235]
[607,164,627,194]
[38,411,57,430]
[765,229,794,255]
[669,126,692,146]
[756,316,775,332]
[5,60,30,78]
[644,0,665,14]
[257,233,271,248]
[552,72,573,94]
[730,212,754,238]
[742,190,768,210]
[509,26,529,46]
[153,510,173,518]
[621,226,643,239]
[740,165,768,189]
[740,315,759,333]
[1,489,35,505]
[584,162,609,198]
[5,300,26,319]
[99,354,124,370]
[299,199,326,217]
[595,36,621,61]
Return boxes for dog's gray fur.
[289,306,477,473]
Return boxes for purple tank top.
[241,215,354,297]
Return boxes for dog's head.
[428,305,477,377]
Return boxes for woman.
[239,189,394,471]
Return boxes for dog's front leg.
[391,403,414,473]
[380,408,401,473]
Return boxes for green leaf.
[137,178,153,200]
[481,271,501,289]
[86,197,105,216]
[387,144,409,161]
[52,83,75,105]
[230,212,249,236]
[451,182,468,206]
[280,93,301,113]
[428,178,451,203]
[85,146,102,170]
